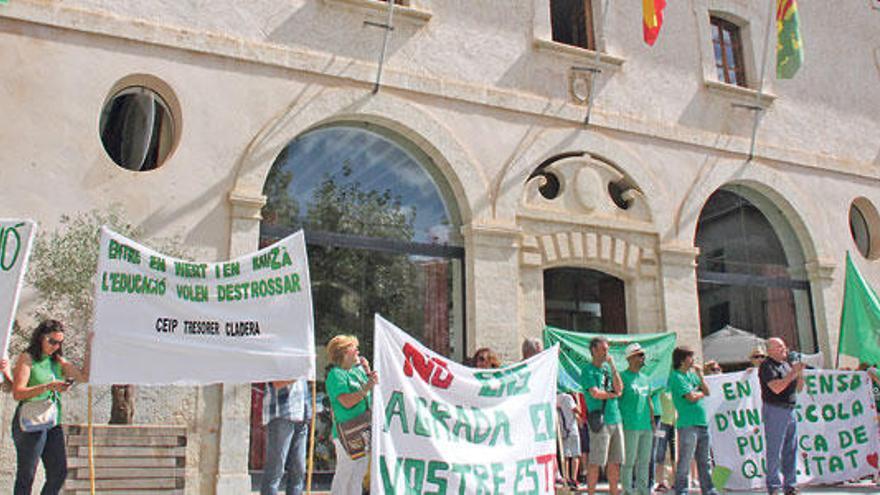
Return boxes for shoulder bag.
[19,364,61,433]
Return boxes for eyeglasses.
[46,337,63,346]
[750,355,766,360]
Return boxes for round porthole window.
[99,82,177,171]
[849,198,880,259]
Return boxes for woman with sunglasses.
[11,319,90,495]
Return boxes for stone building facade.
[1,0,879,492]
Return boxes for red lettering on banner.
[535,453,555,493]
[402,342,454,389]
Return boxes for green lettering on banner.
[380,456,404,493]
[490,463,506,495]
[829,455,844,473]
[252,246,293,271]
[174,261,207,278]
[451,463,472,494]
[513,459,538,495]
[488,410,512,446]
[176,284,209,302]
[451,406,472,442]
[214,261,240,278]
[384,391,409,434]
[474,363,531,398]
[799,433,829,452]
[471,407,492,444]
[430,401,452,441]
[529,402,554,442]
[149,255,166,272]
[404,458,426,494]
[101,272,166,296]
[107,238,141,265]
[0,222,23,271]
[414,397,432,437]
[425,461,449,495]
[735,432,763,456]
[722,380,753,401]
[472,465,491,494]
[843,449,859,468]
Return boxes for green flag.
[776,0,804,79]
[838,253,880,365]
[543,326,677,393]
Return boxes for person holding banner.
[581,336,623,495]
[260,379,311,495]
[11,319,90,495]
[759,338,805,495]
[619,343,653,495]
[325,335,377,495]
[668,346,719,495]
[1,357,11,390]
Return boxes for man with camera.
[581,336,623,495]
[759,338,805,495]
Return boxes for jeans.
[648,415,660,488]
[674,426,718,495]
[763,403,798,492]
[261,418,309,495]
[330,438,369,495]
[621,429,652,495]
[12,408,68,495]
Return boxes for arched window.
[252,122,464,473]
[696,188,816,367]
[544,267,626,333]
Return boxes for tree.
[25,207,183,424]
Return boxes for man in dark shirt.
[758,338,805,495]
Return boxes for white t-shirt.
[557,393,578,436]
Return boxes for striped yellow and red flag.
[643,0,666,46]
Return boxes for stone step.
[71,467,186,480]
[67,435,185,447]
[72,445,187,458]
[68,456,183,468]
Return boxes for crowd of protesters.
[3,320,880,495]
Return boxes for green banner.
[838,253,880,366]
[543,326,676,393]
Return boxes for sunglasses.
[751,355,766,360]
[46,337,64,346]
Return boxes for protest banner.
[90,227,315,384]
[0,219,36,358]
[543,326,676,393]
[373,315,559,494]
[705,369,880,490]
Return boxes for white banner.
[705,370,880,490]
[0,219,36,359]
[372,315,559,495]
[91,227,315,385]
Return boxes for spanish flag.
[776,0,803,79]
[643,0,666,46]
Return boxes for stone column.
[805,258,837,368]
[462,222,522,363]
[658,242,702,356]
[213,191,266,494]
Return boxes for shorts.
[562,431,581,457]
[654,423,675,464]
[588,423,624,466]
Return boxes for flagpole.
[305,380,318,494]
[745,0,777,162]
[88,385,95,495]
[584,0,611,126]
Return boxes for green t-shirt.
[25,355,64,422]
[659,391,676,425]
[326,365,369,438]
[580,362,621,425]
[669,370,707,428]
[619,369,652,430]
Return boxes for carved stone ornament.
[522,155,651,223]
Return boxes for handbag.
[19,398,58,432]
[18,362,61,433]
[336,410,371,460]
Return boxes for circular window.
[849,198,880,259]
[100,84,176,171]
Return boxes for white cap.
[625,343,645,359]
